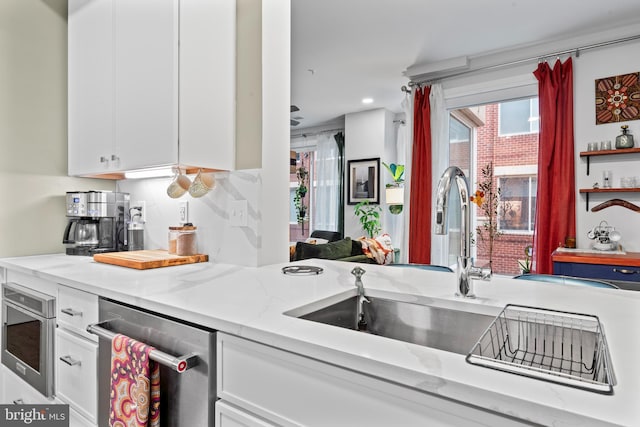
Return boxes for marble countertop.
[1,254,639,426]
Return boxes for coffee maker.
[63,191,130,255]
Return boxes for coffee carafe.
[64,191,129,255]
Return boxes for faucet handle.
[470,265,492,281]
[351,266,366,279]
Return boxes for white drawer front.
[56,328,98,423]
[1,365,55,405]
[57,286,99,342]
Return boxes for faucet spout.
[435,166,492,297]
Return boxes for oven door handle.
[86,321,198,373]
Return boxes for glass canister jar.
[615,125,634,149]
[168,224,197,255]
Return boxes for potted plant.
[354,200,382,238]
[382,162,405,214]
[518,245,533,274]
[294,166,309,234]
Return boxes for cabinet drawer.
[1,365,56,405]
[554,262,640,283]
[57,286,99,342]
[56,328,98,423]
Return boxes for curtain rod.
[407,33,640,87]
[290,128,344,139]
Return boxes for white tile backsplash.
[117,170,262,266]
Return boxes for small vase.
[615,125,634,149]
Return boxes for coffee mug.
[167,170,191,198]
[189,169,216,198]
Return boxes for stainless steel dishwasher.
[88,298,216,427]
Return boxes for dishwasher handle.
[86,321,198,373]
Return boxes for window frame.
[497,174,537,234]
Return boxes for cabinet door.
[68,0,115,176]
[179,0,236,170]
[114,0,178,171]
[216,401,277,427]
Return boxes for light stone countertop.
[1,254,639,426]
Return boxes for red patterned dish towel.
[110,334,160,427]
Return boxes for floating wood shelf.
[579,147,640,175]
[579,188,640,193]
[579,188,640,211]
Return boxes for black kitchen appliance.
[63,191,130,256]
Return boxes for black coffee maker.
[63,191,130,255]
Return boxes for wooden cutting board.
[93,250,208,270]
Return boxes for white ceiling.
[291,0,640,129]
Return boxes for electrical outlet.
[179,201,189,224]
[230,200,248,227]
[133,201,146,222]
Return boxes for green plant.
[354,200,382,238]
[382,162,405,187]
[470,162,502,269]
[294,166,309,231]
[518,245,533,273]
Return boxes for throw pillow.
[294,238,353,261]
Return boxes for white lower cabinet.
[55,328,98,424]
[216,400,277,427]
[217,333,529,427]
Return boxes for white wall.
[344,108,397,239]
[0,0,114,257]
[574,39,640,251]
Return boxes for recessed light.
[362,97,374,104]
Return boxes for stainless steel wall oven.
[1,282,56,397]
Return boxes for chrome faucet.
[435,166,491,297]
[351,266,369,331]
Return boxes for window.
[498,98,539,136]
[498,176,537,233]
[445,96,538,276]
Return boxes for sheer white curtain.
[400,95,413,263]
[429,84,449,266]
[313,133,340,231]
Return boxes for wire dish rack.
[466,304,615,394]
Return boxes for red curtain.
[409,86,432,264]
[532,58,575,274]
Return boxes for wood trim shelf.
[579,187,640,211]
[579,188,640,193]
[579,147,640,157]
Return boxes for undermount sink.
[285,292,496,355]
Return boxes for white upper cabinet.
[68,0,241,178]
